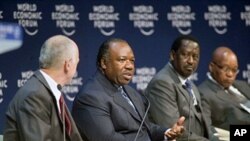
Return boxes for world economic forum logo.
[51,4,79,36]
[89,5,119,36]
[13,3,42,36]
[204,5,231,34]
[167,5,195,35]
[129,5,158,36]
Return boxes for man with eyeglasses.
[199,46,250,131]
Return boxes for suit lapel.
[189,84,203,119]
[168,65,197,112]
[216,90,243,110]
[123,87,152,130]
[234,81,250,99]
[96,71,142,121]
[192,85,201,103]
[177,84,191,104]
[34,70,66,128]
[34,70,82,140]
[178,83,203,123]
[167,65,192,103]
[168,66,204,123]
[206,80,242,109]
[113,88,141,121]
[124,87,144,119]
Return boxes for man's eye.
[181,53,188,58]
[119,59,125,62]
[193,55,199,60]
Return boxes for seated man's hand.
[164,116,185,140]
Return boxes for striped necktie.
[185,79,198,106]
[59,95,72,136]
[118,86,136,111]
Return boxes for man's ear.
[100,58,107,70]
[170,50,175,61]
[208,62,213,72]
[64,59,71,73]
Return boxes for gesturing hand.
[165,116,185,140]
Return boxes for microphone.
[133,94,150,141]
[57,84,66,141]
[57,84,62,91]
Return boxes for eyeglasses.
[212,61,239,74]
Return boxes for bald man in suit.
[199,46,250,131]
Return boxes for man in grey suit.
[4,35,83,141]
[72,38,185,141]
[145,35,218,141]
[199,46,250,130]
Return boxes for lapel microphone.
[134,94,150,141]
[57,84,62,91]
[57,84,66,141]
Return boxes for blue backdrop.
[0,0,250,134]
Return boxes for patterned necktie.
[59,95,72,136]
[118,86,136,111]
[185,79,198,106]
[185,80,193,97]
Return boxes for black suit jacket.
[4,70,83,141]
[72,70,166,141]
[199,79,250,130]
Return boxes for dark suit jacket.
[4,70,83,141]
[72,70,167,141]
[199,79,250,130]
[145,63,215,141]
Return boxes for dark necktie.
[118,87,150,141]
[118,86,136,111]
[185,80,193,97]
[185,80,198,107]
[59,95,72,136]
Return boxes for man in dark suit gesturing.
[199,46,250,130]
[72,38,185,141]
[4,35,84,141]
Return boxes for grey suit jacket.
[199,78,250,130]
[145,63,214,141]
[4,71,83,141]
[72,70,167,141]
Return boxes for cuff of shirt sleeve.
[164,129,170,141]
[164,129,176,141]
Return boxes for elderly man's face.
[210,52,238,88]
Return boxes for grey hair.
[39,35,75,69]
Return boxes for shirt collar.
[207,72,240,94]
[207,72,227,89]
[40,70,62,111]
